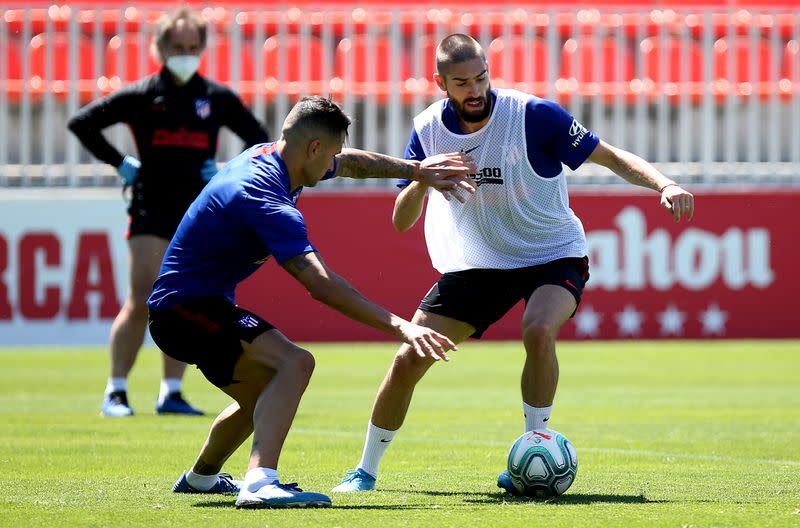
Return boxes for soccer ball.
[506,429,578,498]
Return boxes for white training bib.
[414,89,587,273]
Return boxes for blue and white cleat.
[235,482,331,508]
[101,391,134,417]
[155,392,204,416]
[172,471,241,494]
[331,468,376,493]
[497,470,522,496]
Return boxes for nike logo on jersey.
[379,439,391,443]
[462,145,480,154]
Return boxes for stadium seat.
[261,35,325,82]
[28,33,97,100]
[198,36,255,85]
[334,35,410,97]
[559,36,634,101]
[104,35,161,83]
[712,37,775,98]
[3,39,24,80]
[2,39,25,100]
[783,40,798,80]
[487,36,549,89]
[560,36,634,83]
[639,36,704,101]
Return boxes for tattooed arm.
[333,148,476,197]
[282,251,456,360]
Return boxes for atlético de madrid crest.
[195,98,211,119]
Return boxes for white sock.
[158,378,182,402]
[523,402,552,432]
[105,377,127,395]
[244,467,279,492]
[356,421,397,478]
[186,469,219,491]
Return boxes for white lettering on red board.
[586,207,774,291]
[0,231,120,320]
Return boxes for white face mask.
[165,55,200,83]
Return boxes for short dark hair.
[152,7,207,62]
[282,96,351,139]
[435,34,486,74]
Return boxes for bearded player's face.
[438,57,492,124]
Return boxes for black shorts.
[419,257,590,339]
[126,206,186,240]
[148,297,275,388]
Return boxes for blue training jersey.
[148,142,336,310]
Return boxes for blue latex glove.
[200,158,218,183]
[116,155,141,185]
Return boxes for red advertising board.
[237,189,799,341]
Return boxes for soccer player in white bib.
[332,34,694,494]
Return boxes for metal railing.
[1,5,798,187]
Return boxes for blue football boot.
[101,391,134,417]
[331,468,377,493]
[236,481,331,508]
[172,471,241,494]
[497,470,522,496]
[155,392,204,416]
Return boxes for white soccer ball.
[506,429,578,498]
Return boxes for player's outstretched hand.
[660,184,695,222]
[397,321,457,362]
[415,152,477,203]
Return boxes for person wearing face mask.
[67,7,270,418]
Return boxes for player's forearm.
[608,148,675,192]
[336,148,419,180]
[392,182,428,232]
[309,273,405,339]
[67,116,125,167]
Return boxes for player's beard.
[452,88,492,123]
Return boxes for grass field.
[1,340,798,527]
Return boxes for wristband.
[659,182,679,193]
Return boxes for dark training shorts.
[148,297,275,388]
[126,207,186,241]
[419,256,590,339]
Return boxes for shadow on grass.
[190,491,666,510]
[388,489,666,505]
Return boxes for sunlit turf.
[1,340,798,527]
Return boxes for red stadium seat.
[2,39,25,100]
[713,37,773,82]
[3,39,24,80]
[334,35,410,97]
[104,35,161,83]
[783,40,798,80]
[640,37,703,83]
[560,36,634,83]
[712,37,775,98]
[487,37,549,88]
[639,36,704,101]
[262,35,325,81]
[559,36,634,101]
[28,33,97,100]
[198,36,255,85]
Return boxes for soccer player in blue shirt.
[147,96,475,508]
[333,34,694,495]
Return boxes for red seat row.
[2,33,797,101]
[4,7,800,41]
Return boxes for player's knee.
[522,320,557,350]
[283,346,315,382]
[391,347,431,378]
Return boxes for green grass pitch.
[1,340,798,527]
